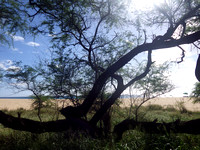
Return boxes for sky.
[0,34,198,97]
[152,45,199,97]
[0,34,51,97]
[0,0,199,97]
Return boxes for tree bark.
[195,54,200,81]
[0,110,95,135]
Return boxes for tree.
[126,62,174,121]
[190,82,200,103]
[5,63,47,121]
[1,0,200,140]
[0,0,29,46]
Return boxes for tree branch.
[125,50,153,88]
[0,110,94,134]
[177,46,185,63]
[62,30,200,118]
[114,118,200,141]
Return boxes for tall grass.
[1,106,200,149]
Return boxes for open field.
[120,97,200,112]
[1,97,200,111]
[0,98,72,110]
[1,98,200,149]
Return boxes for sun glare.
[130,0,163,10]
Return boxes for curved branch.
[125,50,153,88]
[162,4,200,39]
[114,118,200,141]
[0,110,95,134]
[90,50,152,125]
[177,46,185,63]
[89,0,111,49]
[156,6,173,28]
[62,30,200,119]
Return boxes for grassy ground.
[1,105,200,150]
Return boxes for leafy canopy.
[0,0,29,46]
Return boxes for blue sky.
[0,0,199,97]
[0,34,198,97]
[0,34,51,97]
[0,35,49,65]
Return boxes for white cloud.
[26,42,40,47]
[0,60,20,71]
[0,63,7,70]
[6,60,13,66]
[0,60,13,70]
[12,35,24,42]
[7,66,21,71]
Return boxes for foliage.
[134,62,174,97]
[1,0,200,141]
[126,62,174,121]
[191,82,200,103]
[0,0,29,46]
[31,95,54,110]
[1,107,200,149]
[176,100,189,114]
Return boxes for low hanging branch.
[114,118,200,141]
[89,50,153,125]
[0,110,95,135]
[1,109,200,141]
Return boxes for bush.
[176,101,189,114]
[146,104,163,111]
[165,105,177,112]
[31,95,54,110]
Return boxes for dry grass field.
[0,98,72,110]
[120,97,200,111]
[1,97,200,111]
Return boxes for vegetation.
[126,62,174,121]
[0,0,29,46]
[1,106,200,149]
[191,82,200,103]
[1,0,200,148]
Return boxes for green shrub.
[1,105,200,149]
[176,101,189,114]
[165,105,177,112]
[146,104,163,111]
